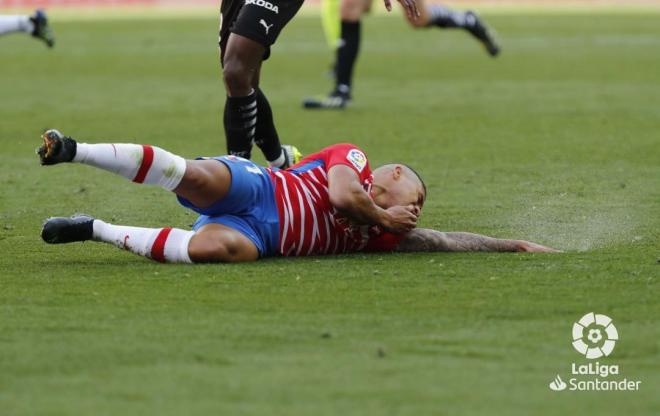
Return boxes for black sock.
[335,20,361,94]
[224,91,257,159]
[254,88,284,164]
[427,5,473,29]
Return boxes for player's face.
[372,165,426,213]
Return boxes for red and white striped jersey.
[268,143,403,256]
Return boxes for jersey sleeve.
[324,143,371,182]
[364,229,405,252]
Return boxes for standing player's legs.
[303,0,370,110]
[404,0,500,56]
[334,0,368,100]
[37,130,259,263]
[303,0,500,110]
[0,10,54,47]
[220,0,304,168]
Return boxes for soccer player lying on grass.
[37,130,556,263]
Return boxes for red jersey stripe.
[268,144,404,256]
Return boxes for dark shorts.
[219,0,304,62]
[176,156,280,258]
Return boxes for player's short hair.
[401,164,427,199]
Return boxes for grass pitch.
[1,11,659,416]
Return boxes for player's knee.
[182,164,211,190]
[222,59,252,95]
[340,0,366,20]
[340,7,363,21]
[187,232,247,263]
[188,233,231,263]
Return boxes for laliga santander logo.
[548,313,641,392]
[572,312,618,359]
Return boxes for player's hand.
[382,205,418,234]
[384,0,420,20]
[516,241,562,253]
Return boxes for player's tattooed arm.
[395,228,559,253]
[328,165,417,233]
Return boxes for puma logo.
[259,19,274,35]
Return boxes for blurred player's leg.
[304,1,500,110]
[333,18,361,101]
[0,15,33,36]
[0,10,54,47]
[408,2,499,57]
[303,0,369,110]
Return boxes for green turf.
[1,12,659,416]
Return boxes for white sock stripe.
[242,108,258,118]
[428,5,467,26]
[240,100,257,111]
[244,117,257,128]
[428,5,450,19]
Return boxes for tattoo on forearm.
[397,229,520,253]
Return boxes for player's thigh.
[222,34,266,95]
[175,159,232,210]
[228,0,303,52]
[223,34,266,74]
[341,0,371,21]
[189,223,259,263]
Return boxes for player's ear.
[393,165,402,180]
